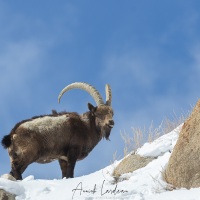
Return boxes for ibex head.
[58,82,114,140]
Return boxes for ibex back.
[1,82,114,180]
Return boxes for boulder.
[0,189,15,200]
[1,174,16,182]
[165,99,200,188]
[113,153,154,178]
[0,174,16,200]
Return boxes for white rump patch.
[20,115,68,132]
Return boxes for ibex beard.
[1,82,114,180]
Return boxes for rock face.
[113,153,154,178]
[0,174,16,200]
[1,174,16,182]
[165,100,200,189]
[0,189,15,200]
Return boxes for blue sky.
[1,0,200,179]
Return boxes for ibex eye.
[3,82,114,180]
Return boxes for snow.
[1,124,200,200]
[137,125,182,157]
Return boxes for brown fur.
[10,110,71,134]
[1,103,114,180]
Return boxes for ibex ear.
[88,103,96,113]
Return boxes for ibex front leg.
[58,158,76,178]
[58,159,68,178]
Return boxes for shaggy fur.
[1,103,114,180]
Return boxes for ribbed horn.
[58,82,104,106]
[105,84,112,106]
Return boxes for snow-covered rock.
[0,189,15,200]
[1,174,16,181]
[137,124,182,157]
[1,124,200,200]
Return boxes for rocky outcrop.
[0,174,16,200]
[1,174,16,182]
[0,189,15,200]
[165,100,200,189]
[113,153,154,178]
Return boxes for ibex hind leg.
[10,159,29,180]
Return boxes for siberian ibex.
[1,82,114,180]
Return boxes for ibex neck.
[81,111,103,141]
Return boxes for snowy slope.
[1,124,200,200]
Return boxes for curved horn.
[58,82,104,106]
[105,84,112,106]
